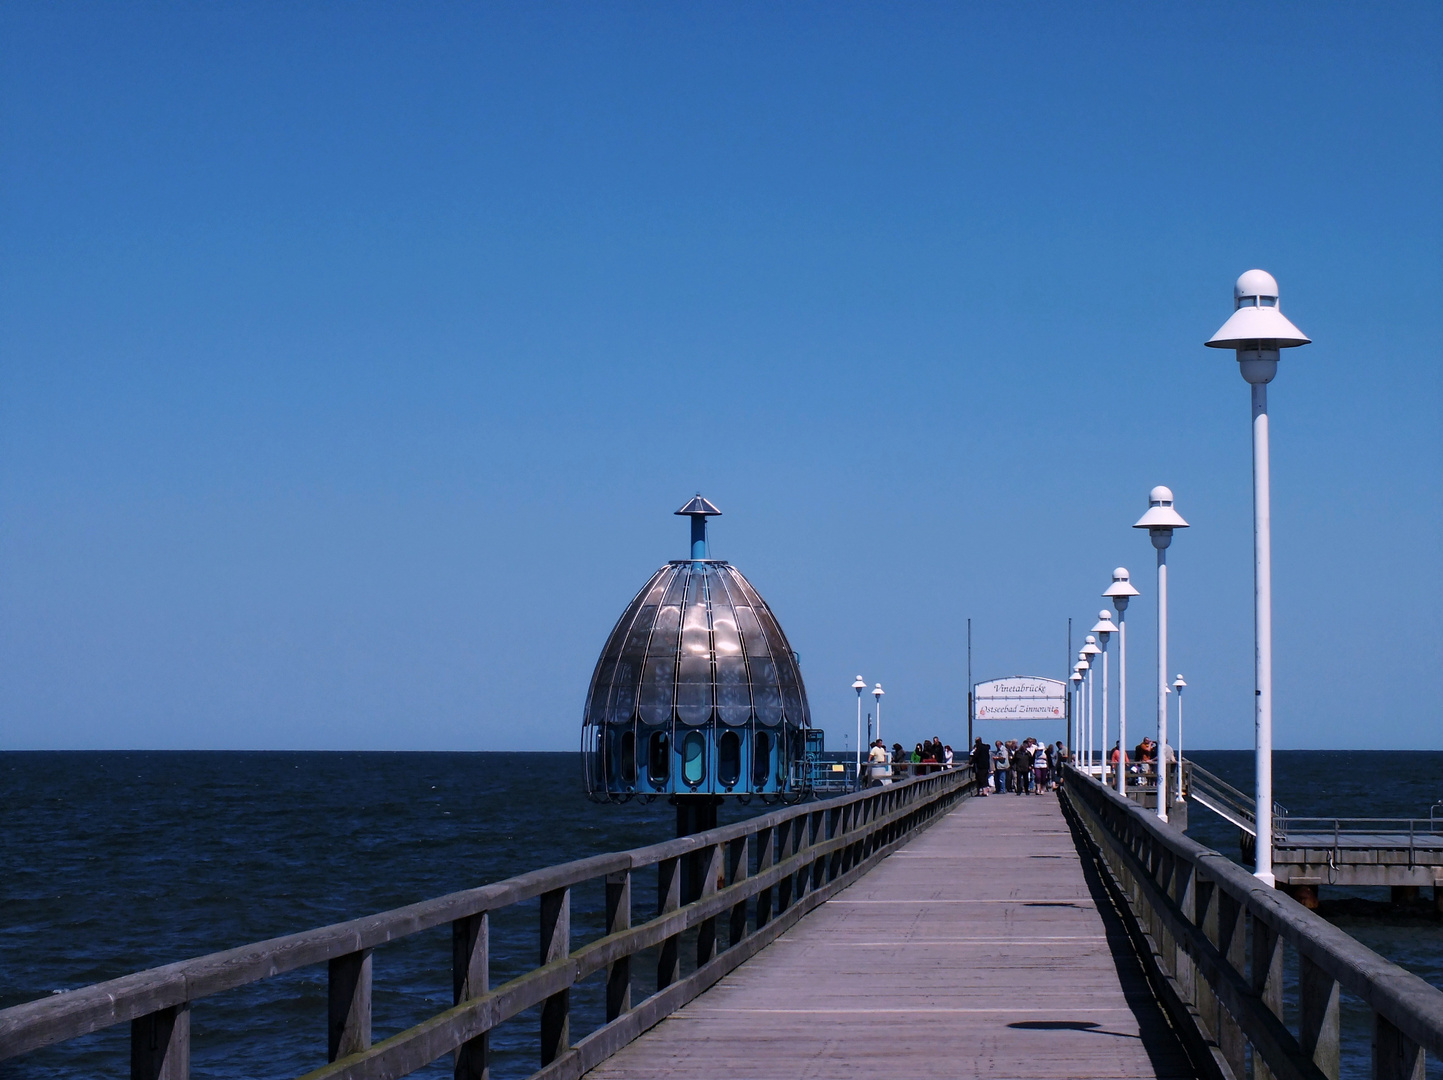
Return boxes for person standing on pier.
[1012,741,1033,795]
[993,740,1009,792]
[970,739,990,795]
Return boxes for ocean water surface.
[2,750,1440,1078]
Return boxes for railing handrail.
[0,766,972,1077]
[1063,764,1443,1071]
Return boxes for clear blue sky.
[1,3,1438,751]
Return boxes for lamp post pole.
[1104,570,1139,797]
[873,684,884,748]
[1206,269,1309,885]
[1135,488,1188,821]
[1174,674,1187,798]
[852,676,867,792]
[1090,612,1116,784]
[1081,636,1100,775]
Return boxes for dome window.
[682,731,706,787]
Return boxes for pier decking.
[587,791,1196,1080]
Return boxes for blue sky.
[1,2,1438,751]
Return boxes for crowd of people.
[860,731,1174,794]
[968,737,1068,795]
[866,737,955,778]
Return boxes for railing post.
[539,887,570,1065]
[1299,953,1341,1080]
[728,835,750,948]
[131,1004,189,1080]
[1215,889,1248,1079]
[827,806,844,881]
[452,913,489,1080]
[696,843,722,967]
[1372,1013,1424,1080]
[656,856,681,988]
[1251,913,1283,1080]
[810,809,826,892]
[605,871,631,1022]
[776,819,796,913]
[754,826,774,929]
[328,949,372,1062]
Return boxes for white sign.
[972,677,1067,721]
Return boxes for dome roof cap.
[675,494,722,517]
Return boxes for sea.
[2,750,1440,1078]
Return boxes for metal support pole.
[1117,609,1128,797]
[1157,545,1169,821]
[1253,380,1274,884]
[1101,644,1109,786]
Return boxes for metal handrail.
[1181,758,1288,839]
[1062,765,1443,1079]
[1275,816,1443,841]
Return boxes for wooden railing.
[0,766,971,1080]
[1061,765,1443,1080]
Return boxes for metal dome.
[584,559,809,731]
[582,497,811,802]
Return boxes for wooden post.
[1173,858,1195,1007]
[656,856,681,989]
[827,806,844,881]
[605,870,632,1022]
[1298,953,1340,1080]
[131,1003,189,1080]
[754,826,774,929]
[539,887,570,1065]
[1215,890,1247,1080]
[696,843,722,967]
[452,913,489,1080]
[1372,1013,1425,1080]
[328,949,372,1061]
[1251,914,1283,1080]
[776,820,794,914]
[727,835,750,948]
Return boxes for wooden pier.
[587,791,1195,1079]
[3,767,1441,1080]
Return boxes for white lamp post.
[1090,611,1117,784]
[1103,569,1139,797]
[1069,670,1083,763]
[1076,652,1090,772]
[1134,487,1189,821]
[872,683,885,747]
[1072,661,1087,766]
[1206,269,1309,884]
[1173,674,1187,800]
[852,676,867,791]
[1081,637,1100,774]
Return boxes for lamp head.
[872,683,884,700]
[1103,567,1139,612]
[1081,639,1101,657]
[1205,269,1310,384]
[1070,672,1082,684]
[852,676,867,692]
[1173,674,1186,692]
[1074,659,1089,673]
[1133,486,1189,549]
[1090,609,1117,639]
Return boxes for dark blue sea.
[2,750,1440,1078]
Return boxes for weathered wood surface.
[586,791,1197,1079]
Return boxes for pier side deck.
[586,789,1196,1080]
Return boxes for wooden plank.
[586,792,1197,1080]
